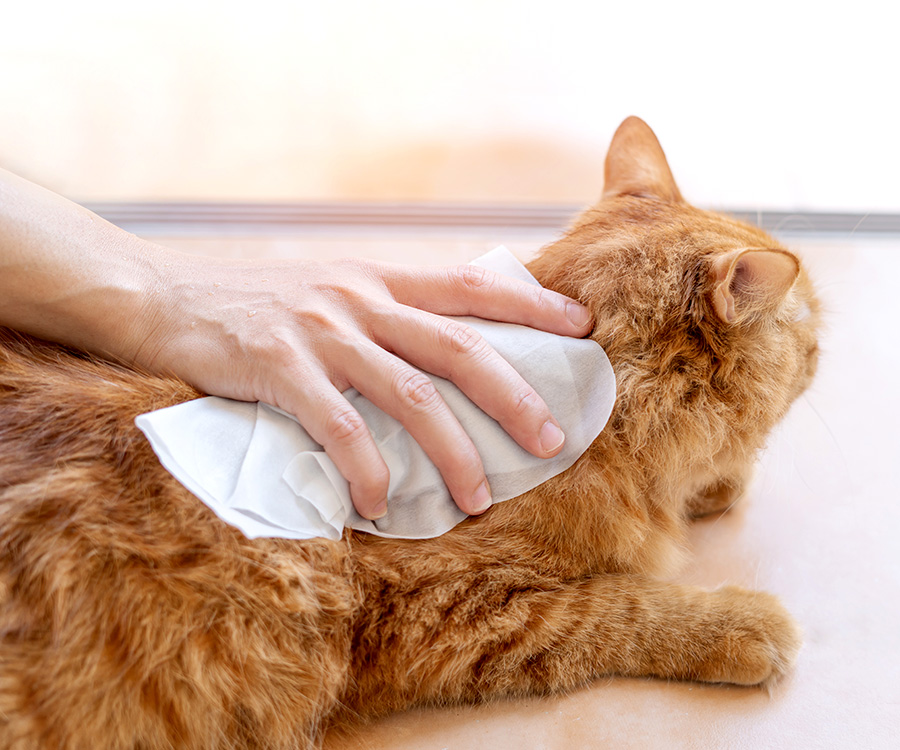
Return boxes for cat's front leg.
[341,573,800,717]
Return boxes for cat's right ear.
[602,117,684,203]
[710,249,800,324]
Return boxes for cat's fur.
[0,117,820,749]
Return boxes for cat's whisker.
[849,212,872,237]
[800,393,848,473]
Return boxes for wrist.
[112,241,199,373]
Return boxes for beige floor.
[155,229,899,750]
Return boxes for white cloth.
[135,247,616,541]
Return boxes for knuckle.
[534,286,565,319]
[452,443,483,475]
[441,320,485,358]
[535,286,554,311]
[322,405,369,446]
[255,329,302,363]
[455,263,494,293]
[512,387,540,418]
[394,370,441,412]
[333,256,374,277]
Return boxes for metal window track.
[82,201,900,236]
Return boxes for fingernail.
[566,301,592,329]
[540,420,565,454]
[471,481,492,514]
[369,499,388,520]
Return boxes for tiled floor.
[152,229,900,749]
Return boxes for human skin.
[0,167,593,519]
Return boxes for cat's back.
[0,328,356,747]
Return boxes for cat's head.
[530,117,821,484]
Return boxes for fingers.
[190,257,588,525]
[277,374,391,521]
[373,307,566,462]
[386,263,593,338]
[342,341,494,516]
[275,349,494,521]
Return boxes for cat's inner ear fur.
[602,116,684,203]
[710,249,800,323]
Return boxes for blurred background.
[2,0,897,213]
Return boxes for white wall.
[1,0,897,211]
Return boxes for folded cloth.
[135,247,615,541]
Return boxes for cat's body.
[0,118,820,749]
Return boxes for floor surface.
[154,228,900,750]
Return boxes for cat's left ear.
[602,116,684,203]
[710,249,800,323]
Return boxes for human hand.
[133,253,593,520]
[0,168,588,519]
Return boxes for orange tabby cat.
[0,117,820,749]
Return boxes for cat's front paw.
[695,586,802,687]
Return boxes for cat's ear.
[710,249,800,323]
[602,116,684,203]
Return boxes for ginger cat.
[0,117,820,749]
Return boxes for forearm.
[0,167,174,362]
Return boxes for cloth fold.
[135,246,616,541]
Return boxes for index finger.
[382,263,593,337]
